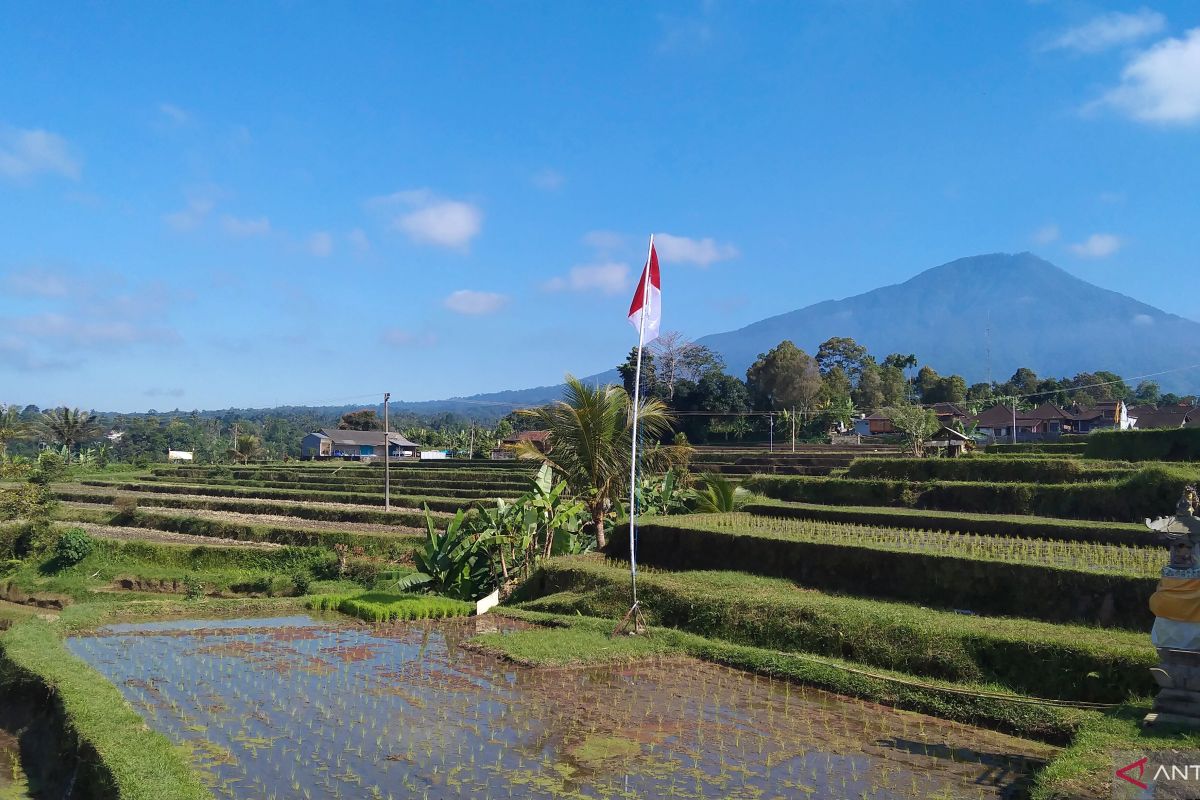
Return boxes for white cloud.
[1044,9,1165,53]
[0,125,81,180]
[1069,233,1123,258]
[380,328,437,348]
[4,267,71,298]
[532,168,565,191]
[164,187,219,231]
[307,231,334,257]
[220,214,271,238]
[373,189,483,249]
[158,103,190,125]
[1133,313,1156,326]
[443,289,508,315]
[1095,28,1200,123]
[1032,224,1060,245]
[544,262,630,295]
[347,228,371,253]
[654,233,739,267]
[583,230,627,251]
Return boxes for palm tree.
[514,374,673,549]
[0,404,30,456]
[36,407,102,463]
[228,434,264,464]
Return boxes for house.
[863,412,895,435]
[1130,404,1198,430]
[1070,400,1133,433]
[972,402,1072,441]
[930,402,971,428]
[300,429,419,460]
[491,430,550,460]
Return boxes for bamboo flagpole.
[614,235,660,636]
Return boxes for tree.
[672,370,751,443]
[0,404,30,456]
[1135,380,1162,405]
[882,353,917,372]
[36,408,102,463]
[885,403,940,456]
[338,409,382,430]
[745,341,823,422]
[227,434,264,464]
[816,337,869,379]
[616,347,657,399]
[647,332,723,401]
[820,365,853,406]
[514,375,673,549]
[879,364,909,406]
[853,363,885,409]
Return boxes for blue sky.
[2,2,1199,411]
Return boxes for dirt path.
[57,521,282,550]
[59,502,423,536]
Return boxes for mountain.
[693,252,1200,394]
[412,252,1200,412]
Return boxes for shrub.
[1086,427,1200,462]
[182,574,205,600]
[53,528,96,567]
[112,495,139,516]
[746,463,1200,523]
[292,571,312,595]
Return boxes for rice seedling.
[695,512,1162,577]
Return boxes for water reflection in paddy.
[67,615,1054,799]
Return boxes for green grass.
[53,505,423,558]
[307,591,473,622]
[492,607,1089,743]
[54,488,446,526]
[745,462,1200,522]
[514,555,1155,703]
[469,623,680,665]
[0,617,209,800]
[78,479,472,512]
[686,512,1162,576]
[611,517,1157,629]
[744,499,1158,546]
[846,456,1135,483]
[2,536,337,602]
[1031,704,1200,799]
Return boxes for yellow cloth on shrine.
[1150,578,1200,623]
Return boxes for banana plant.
[395,506,493,601]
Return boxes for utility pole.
[768,413,774,452]
[791,406,796,453]
[469,421,475,460]
[383,392,391,512]
[1011,398,1017,445]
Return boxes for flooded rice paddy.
[67,615,1054,800]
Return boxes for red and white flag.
[627,241,661,343]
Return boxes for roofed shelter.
[301,429,419,460]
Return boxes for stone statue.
[1144,487,1200,728]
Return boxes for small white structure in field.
[475,589,500,616]
[420,450,448,460]
[167,450,194,462]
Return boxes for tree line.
[613,333,1190,443]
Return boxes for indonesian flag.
[627,241,661,343]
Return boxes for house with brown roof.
[491,430,550,459]
[300,429,420,460]
[973,402,1073,441]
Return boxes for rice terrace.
[6,3,1200,799]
